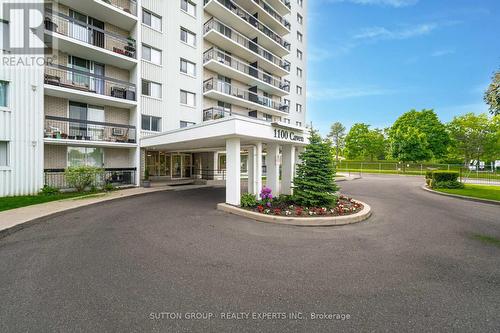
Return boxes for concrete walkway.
[0,187,172,234]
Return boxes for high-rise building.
[0,0,308,205]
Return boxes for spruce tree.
[293,130,339,207]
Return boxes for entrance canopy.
[141,115,309,206]
[141,115,309,151]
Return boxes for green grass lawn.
[0,192,101,212]
[434,184,500,202]
[471,234,500,248]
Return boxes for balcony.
[203,107,232,121]
[203,47,289,96]
[204,0,290,56]
[203,18,290,76]
[44,115,137,147]
[44,9,137,70]
[55,0,137,30]
[238,0,291,35]
[44,64,137,108]
[44,168,137,189]
[203,78,289,116]
[265,0,291,15]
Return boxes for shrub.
[104,183,115,192]
[240,193,258,208]
[293,130,339,208]
[431,170,459,183]
[425,170,433,179]
[274,194,293,205]
[432,180,465,189]
[64,166,103,192]
[39,185,59,196]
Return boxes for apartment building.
[0,0,308,205]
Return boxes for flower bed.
[241,187,363,218]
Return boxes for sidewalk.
[0,186,172,235]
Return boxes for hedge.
[431,171,459,182]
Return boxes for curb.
[0,187,174,239]
[217,200,372,227]
[421,185,500,206]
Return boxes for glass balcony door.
[69,10,89,43]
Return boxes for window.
[181,0,196,16]
[143,9,162,31]
[0,81,8,107]
[297,32,303,42]
[180,121,195,128]
[297,0,303,7]
[296,85,302,95]
[180,27,196,47]
[141,115,161,132]
[180,90,196,106]
[142,44,162,65]
[283,118,291,124]
[296,121,302,127]
[297,49,303,60]
[296,67,302,78]
[180,58,196,76]
[297,14,303,25]
[296,103,302,112]
[284,98,290,106]
[142,80,162,98]
[263,113,272,122]
[0,141,8,166]
[67,147,103,167]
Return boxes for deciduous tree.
[484,69,500,116]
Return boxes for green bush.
[39,185,60,196]
[274,194,293,205]
[104,183,115,192]
[431,170,459,183]
[432,180,465,189]
[425,171,433,179]
[240,193,257,208]
[64,166,103,192]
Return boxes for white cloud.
[354,23,437,40]
[325,0,418,7]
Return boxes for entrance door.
[172,155,182,178]
[183,155,192,178]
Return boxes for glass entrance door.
[172,155,182,178]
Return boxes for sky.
[305,0,500,135]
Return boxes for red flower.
[274,208,282,215]
[295,207,303,216]
[257,205,264,213]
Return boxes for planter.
[142,180,151,188]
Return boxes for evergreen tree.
[293,130,339,208]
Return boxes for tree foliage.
[390,127,431,162]
[293,130,339,208]
[345,123,386,161]
[389,109,450,160]
[447,113,499,165]
[327,122,346,161]
[484,70,500,116]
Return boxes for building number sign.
[273,128,304,142]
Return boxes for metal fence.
[335,161,500,185]
[44,169,136,189]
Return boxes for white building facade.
[0,0,308,205]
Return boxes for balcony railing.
[203,48,289,92]
[44,168,137,189]
[102,0,138,16]
[203,78,289,113]
[44,116,137,143]
[44,64,136,101]
[203,18,290,72]
[203,107,232,121]
[44,9,136,59]
[204,0,290,50]
[252,0,290,30]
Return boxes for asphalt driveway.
[0,175,499,332]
